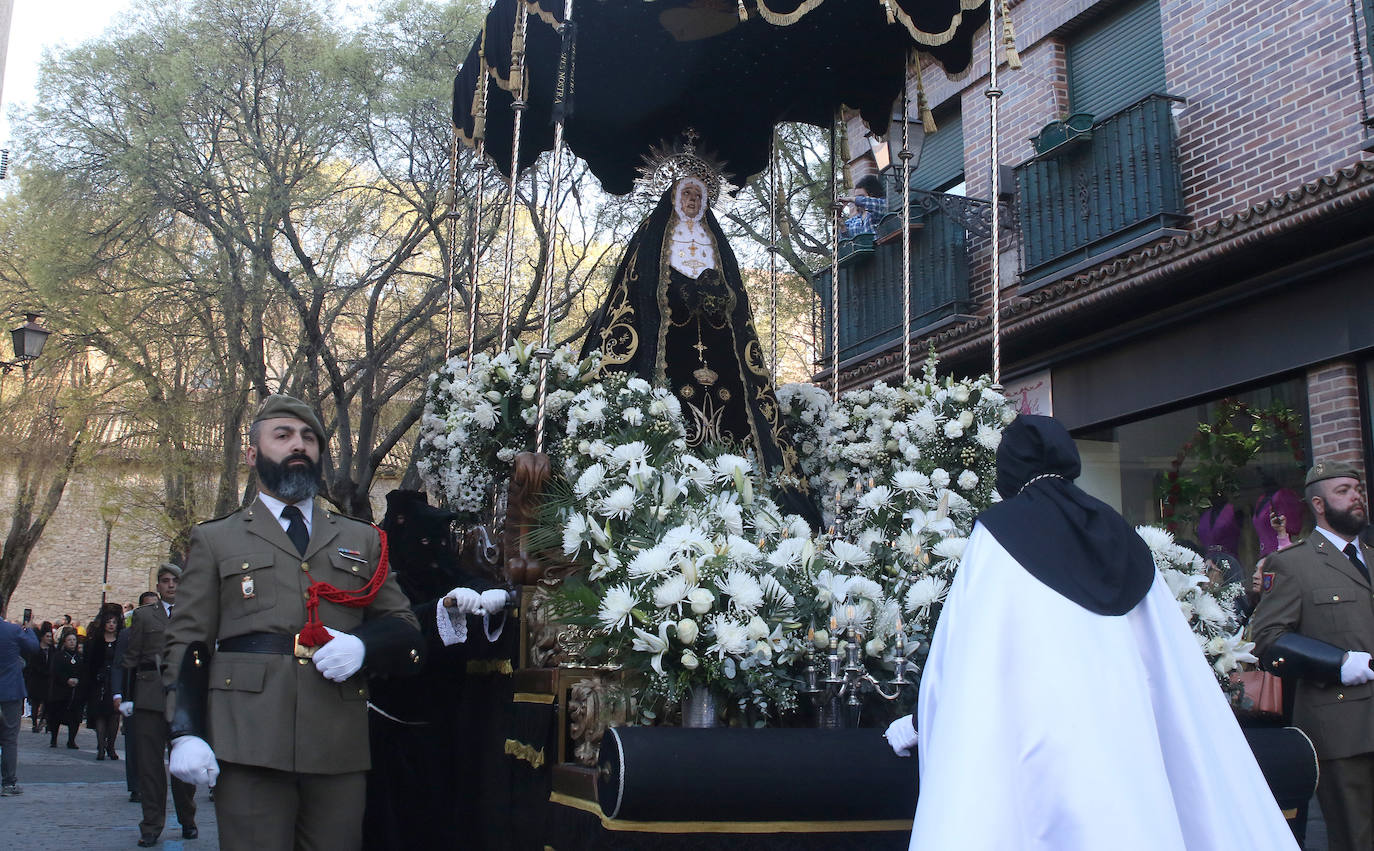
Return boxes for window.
[1067,0,1166,119]
[901,105,964,196]
[1075,377,1309,567]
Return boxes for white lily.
[631,622,674,675]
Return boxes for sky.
[1,0,133,145]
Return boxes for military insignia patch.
[241,575,256,599]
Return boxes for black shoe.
[129,791,141,803]
[96,751,104,760]
[66,742,78,749]
[182,827,198,840]
[107,749,119,760]
[137,835,157,847]
[48,741,56,748]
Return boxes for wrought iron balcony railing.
[1015,93,1189,284]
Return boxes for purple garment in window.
[1196,502,1241,557]
[1253,489,1305,555]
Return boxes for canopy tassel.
[882,0,896,25]
[915,61,937,134]
[1001,0,1023,70]
[738,0,748,22]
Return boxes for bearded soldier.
[163,394,423,851]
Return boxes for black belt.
[218,633,296,655]
[136,662,158,672]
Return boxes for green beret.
[252,394,326,441]
[1305,459,1362,488]
[157,562,183,579]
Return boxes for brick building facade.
[830,0,1373,557]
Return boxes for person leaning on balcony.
[162,393,424,851]
[1250,460,1374,851]
[840,174,886,238]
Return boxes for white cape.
[911,523,1297,850]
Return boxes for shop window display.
[1075,378,1308,569]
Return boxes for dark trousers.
[123,711,138,793]
[132,708,196,837]
[215,762,365,851]
[1316,753,1374,851]
[0,699,20,786]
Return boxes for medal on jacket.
[241,575,256,599]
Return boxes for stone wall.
[2,461,403,625]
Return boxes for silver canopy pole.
[497,3,530,351]
[986,0,1004,385]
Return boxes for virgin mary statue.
[581,172,820,527]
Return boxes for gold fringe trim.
[525,0,560,29]
[882,0,896,25]
[505,738,546,769]
[914,60,937,133]
[889,0,984,49]
[752,0,827,27]
[547,792,914,834]
[513,691,556,704]
[468,658,514,675]
[1000,0,1022,69]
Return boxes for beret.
[1304,459,1362,487]
[253,394,326,441]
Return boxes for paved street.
[3,719,218,849]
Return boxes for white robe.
[911,523,1298,850]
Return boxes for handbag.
[1232,669,1284,716]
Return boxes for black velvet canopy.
[453,0,990,195]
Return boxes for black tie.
[1343,542,1369,583]
[282,505,309,556]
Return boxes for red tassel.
[296,526,391,648]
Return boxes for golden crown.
[636,128,735,207]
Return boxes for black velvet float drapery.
[453,0,989,194]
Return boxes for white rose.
[688,588,715,615]
[930,468,950,488]
[957,470,979,491]
[677,618,699,645]
[943,420,965,439]
[958,410,974,428]
[865,638,886,657]
[813,629,830,649]
[681,649,699,670]
[746,615,770,640]
[521,384,535,401]
[952,385,970,403]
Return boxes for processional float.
[423,2,1313,847]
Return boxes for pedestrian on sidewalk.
[23,624,53,734]
[85,609,123,760]
[1,612,41,796]
[47,630,83,749]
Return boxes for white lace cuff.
[436,599,468,646]
[483,610,506,643]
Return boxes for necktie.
[1343,542,1369,583]
[282,505,309,556]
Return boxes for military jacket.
[121,602,173,712]
[163,495,421,775]
[1251,533,1374,760]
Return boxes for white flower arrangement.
[417,341,595,519]
[540,371,812,722]
[1136,524,1255,687]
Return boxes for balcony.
[814,202,972,365]
[1016,94,1189,285]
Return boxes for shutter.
[1068,0,1166,120]
[904,107,964,193]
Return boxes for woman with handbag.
[84,610,123,759]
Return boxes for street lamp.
[0,313,51,373]
[99,501,123,606]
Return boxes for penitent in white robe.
[911,523,1298,851]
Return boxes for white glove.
[169,735,220,787]
[119,700,135,718]
[312,627,366,682]
[884,714,919,757]
[479,589,509,615]
[1341,651,1374,685]
[443,587,482,615]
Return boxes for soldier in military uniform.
[163,395,423,851]
[115,567,197,846]
[1251,460,1374,851]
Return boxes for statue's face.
[678,183,703,218]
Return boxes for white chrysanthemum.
[848,577,884,602]
[759,573,796,609]
[677,455,714,488]
[932,536,967,561]
[724,535,762,565]
[909,409,938,435]
[957,470,979,491]
[943,419,964,439]
[574,463,607,498]
[471,401,498,429]
[828,539,872,568]
[1193,591,1231,628]
[653,574,692,609]
[661,523,711,556]
[597,485,637,520]
[857,485,893,515]
[892,470,932,493]
[609,441,649,470]
[718,569,765,613]
[975,424,1002,451]
[708,615,750,657]
[767,536,810,568]
[1134,525,1175,554]
[627,545,674,579]
[714,454,752,481]
[930,468,951,489]
[905,576,949,614]
[856,527,884,553]
[622,407,644,426]
[715,500,745,537]
[561,512,589,556]
[597,584,637,630]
